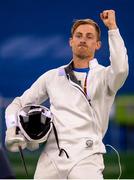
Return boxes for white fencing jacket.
[5,29,128,161]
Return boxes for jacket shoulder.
[42,65,66,78]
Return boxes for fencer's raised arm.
[101,10,128,93]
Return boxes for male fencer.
[5,10,128,179]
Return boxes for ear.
[96,41,101,50]
[69,37,73,47]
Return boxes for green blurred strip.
[7,151,134,179]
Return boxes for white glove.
[27,141,39,151]
[5,126,27,152]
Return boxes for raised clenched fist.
[100,10,118,30]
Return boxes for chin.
[75,51,88,59]
[77,54,88,59]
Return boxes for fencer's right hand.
[5,126,27,152]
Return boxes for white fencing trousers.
[34,152,104,179]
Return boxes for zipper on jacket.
[68,74,99,134]
[67,73,92,107]
[67,73,100,138]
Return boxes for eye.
[75,33,82,38]
[87,35,93,39]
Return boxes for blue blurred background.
[0,0,134,178]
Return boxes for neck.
[73,56,94,68]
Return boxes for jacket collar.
[64,61,81,86]
[58,58,99,76]
[89,58,99,69]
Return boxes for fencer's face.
[69,24,101,59]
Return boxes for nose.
[80,40,86,43]
[79,36,87,44]
[79,39,87,46]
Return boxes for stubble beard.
[74,46,91,60]
[76,54,88,60]
[75,51,90,60]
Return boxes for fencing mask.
[18,104,53,144]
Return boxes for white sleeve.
[105,28,129,93]
[5,73,49,128]
[5,114,18,128]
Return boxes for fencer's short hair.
[71,19,101,41]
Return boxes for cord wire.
[106,144,122,180]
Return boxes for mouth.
[78,46,87,50]
[78,44,88,48]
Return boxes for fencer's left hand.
[27,141,39,151]
[5,126,27,152]
[100,10,118,30]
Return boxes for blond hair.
[71,19,101,40]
